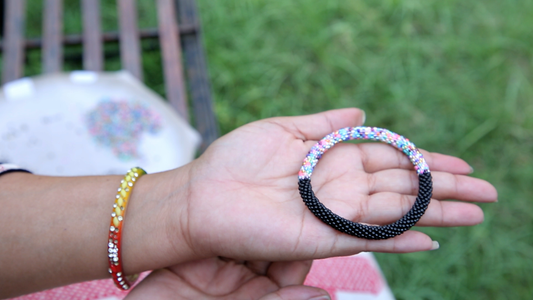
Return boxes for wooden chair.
[0,0,218,152]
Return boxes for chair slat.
[0,26,197,50]
[157,0,189,121]
[175,0,219,151]
[2,0,26,84]
[117,0,142,80]
[42,0,63,73]
[81,0,102,71]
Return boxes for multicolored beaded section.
[298,126,433,240]
[299,126,429,180]
[107,167,146,290]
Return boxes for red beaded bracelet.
[107,167,146,290]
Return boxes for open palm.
[126,259,328,299]
[129,108,496,299]
[180,108,496,259]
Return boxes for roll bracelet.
[298,126,433,240]
[107,167,146,290]
[0,163,31,177]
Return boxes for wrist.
[121,163,198,275]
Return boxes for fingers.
[267,260,313,287]
[359,193,485,226]
[313,168,496,227]
[361,230,437,253]
[368,170,498,202]
[423,152,473,174]
[356,143,473,174]
[246,260,271,276]
[313,230,436,256]
[271,108,365,141]
[259,285,331,300]
[318,189,485,228]
[125,269,185,299]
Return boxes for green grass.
[199,1,533,299]
[17,0,533,299]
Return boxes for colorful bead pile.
[86,100,162,161]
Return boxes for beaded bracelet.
[107,167,146,290]
[298,127,433,240]
[0,163,31,177]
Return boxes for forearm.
[0,166,195,298]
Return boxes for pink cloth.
[10,279,128,300]
[304,253,395,300]
[11,253,394,300]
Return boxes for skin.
[0,108,497,299]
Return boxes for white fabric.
[0,71,200,176]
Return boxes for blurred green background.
[17,0,533,299]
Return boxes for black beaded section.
[299,172,433,240]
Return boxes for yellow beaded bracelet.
[107,167,146,290]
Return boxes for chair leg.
[175,0,219,152]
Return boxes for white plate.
[0,71,200,176]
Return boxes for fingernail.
[361,110,366,125]
[309,295,331,300]
[431,240,440,250]
[469,165,474,174]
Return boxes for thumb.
[271,108,366,141]
[259,285,331,300]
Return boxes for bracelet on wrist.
[0,163,32,177]
[107,167,146,290]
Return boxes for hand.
[171,108,497,261]
[126,259,330,300]
[126,108,496,300]
[0,108,497,298]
